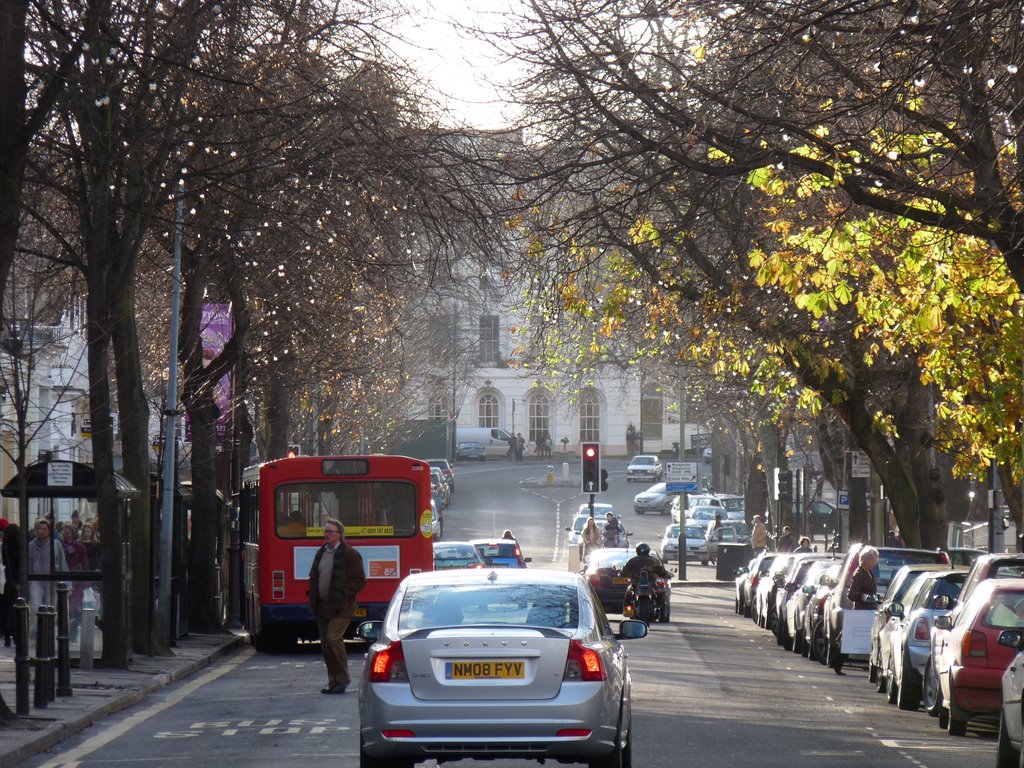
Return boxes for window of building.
[478,393,498,428]
[641,383,664,440]
[428,395,446,421]
[479,315,499,362]
[528,391,550,445]
[579,391,600,442]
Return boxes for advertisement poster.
[184,303,233,442]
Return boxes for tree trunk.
[87,265,130,668]
[266,356,291,459]
[111,286,159,654]
[186,390,224,632]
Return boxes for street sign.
[850,450,870,478]
[665,461,699,493]
[837,490,850,510]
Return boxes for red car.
[934,577,1024,736]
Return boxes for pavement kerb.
[0,632,248,768]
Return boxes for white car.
[357,568,648,768]
[625,454,663,482]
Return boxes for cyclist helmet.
[635,542,651,557]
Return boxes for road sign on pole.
[837,490,850,510]
[666,461,699,493]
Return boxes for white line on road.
[38,648,255,768]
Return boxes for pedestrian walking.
[777,526,796,553]
[28,518,67,610]
[308,518,366,694]
[832,546,879,675]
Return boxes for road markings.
[37,648,255,768]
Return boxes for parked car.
[998,629,1024,765]
[785,558,839,656]
[886,569,966,711]
[426,458,455,492]
[736,551,779,619]
[625,454,663,482]
[430,468,450,508]
[686,494,723,509]
[432,541,486,570]
[633,482,676,516]
[943,547,985,567]
[754,554,797,631]
[823,544,950,669]
[868,563,959,693]
[469,539,531,568]
[773,554,827,651]
[713,494,744,513]
[583,547,670,615]
[925,554,1024,716]
[934,578,1024,735]
[661,522,706,563]
[455,440,486,461]
[703,522,751,566]
[676,504,720,528]
[802,561,843,663]
[356,568,648,768]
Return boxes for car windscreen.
[684,526,703,538]
[399,583,580,630]
[632,457,655,466]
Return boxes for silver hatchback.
[357,568,648,768]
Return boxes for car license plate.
[612,576,631,585]
[355,607,368,617]
[445,660,525,680]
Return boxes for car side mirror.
[998,630,1024,649]
[934,615,952,631]
[524,557,533,563]
[356,620,382,643]
[801,585,815,594]
[933,595,952,610]
[616,619,649,640]
[735,567,749,576]
[886,602,904,619]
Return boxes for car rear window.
[476,543,519,558]
[875,551,948,589]
[992,563,1024,579]
[399,584,580,630]
[983,592,1024,629]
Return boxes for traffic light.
[600,468,609,492]
[581,442,601,493]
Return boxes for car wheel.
[875,658,888,693]
[589,703,630,768]
[897,656,921,711]
[996,710,1018,768]
[948,713,967,737]
[635,509,645,515]
[799,629,810,658]
[868,660,878,684]
[938,705,949,730]
[743,598,752,619]
[923,658,942,716]
[886,658,899,704]
[811,622,827,664]
[661,504,671,516]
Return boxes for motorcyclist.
[620,542,671,588]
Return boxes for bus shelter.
[2,460,138,657]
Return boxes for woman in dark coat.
[0,523,21,646]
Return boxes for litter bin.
[716,543,753,581]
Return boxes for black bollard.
[56,583,72,697]
[677,530,687,581]
[33,603,48,708]
[14,598,29,715]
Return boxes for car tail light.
[369,641,408,682]
[382,730,415,738]
[913,617,931,642]
[938,551,950,565]
[589,574,602,588]
[751,575,760,588]
[655,578,667,589]
[564,640,605,681]
[961,629,988,663]
[271,570,285,600]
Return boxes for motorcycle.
[622,569,670,623]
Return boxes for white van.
[456,426,515,458]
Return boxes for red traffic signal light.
[581,442,601,494]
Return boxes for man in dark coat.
[308,518,366,694]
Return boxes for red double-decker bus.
[238,454,434,650]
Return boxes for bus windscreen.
[275,480,419,539]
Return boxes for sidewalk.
[0,630,247,767]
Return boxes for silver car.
[633,482,676,515]
[357,568,648,768]
[625,454,662,482]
